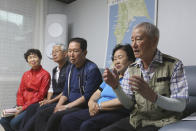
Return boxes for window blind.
[0,0,38,111]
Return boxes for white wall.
[47,0,66,14]
[44,0,108,68]
[42,0,68,75]
[47,0,196,67]
[64,0,108,68]
[158,0,196,66]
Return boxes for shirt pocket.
[154,80,170,96]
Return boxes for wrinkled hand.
[15,106,23,117]
[129,76,157,103]
[39,99,50,106]
[103,68,119,89]
[54,105,66,113]
[88,100,99,116]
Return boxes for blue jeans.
[0,111,26,131]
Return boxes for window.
[0,0,38,110]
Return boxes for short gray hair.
[53,43,67,51]
[134,22,159,42]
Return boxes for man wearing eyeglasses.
[33,37,102,131]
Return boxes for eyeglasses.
[68,49,81,54]
[52,50,62,55]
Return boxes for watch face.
[48,22,63,38]
[45,43,56,59]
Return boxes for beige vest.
[129,54,182,128]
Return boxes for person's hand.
[54,105,68,113]
[88,100,99,116]
[103,68,119,89]
[15,106,23,117]
[129,76,157,103]
[39,99,46,106]
[39,99,50,106]
[54,105,65,113]
[16,106,22,110]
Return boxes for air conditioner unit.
[56,0,76,4]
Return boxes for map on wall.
[105,0,157,67]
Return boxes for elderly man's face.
[52,45,67,64]
[131,27,157,60]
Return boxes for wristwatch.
[98,103,102,111]
[65,105,69,110]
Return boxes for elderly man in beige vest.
[102,22,188,131]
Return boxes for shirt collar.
[56,66,60,72]
[31,65,42,72]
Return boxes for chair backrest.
[184,66,196,115]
